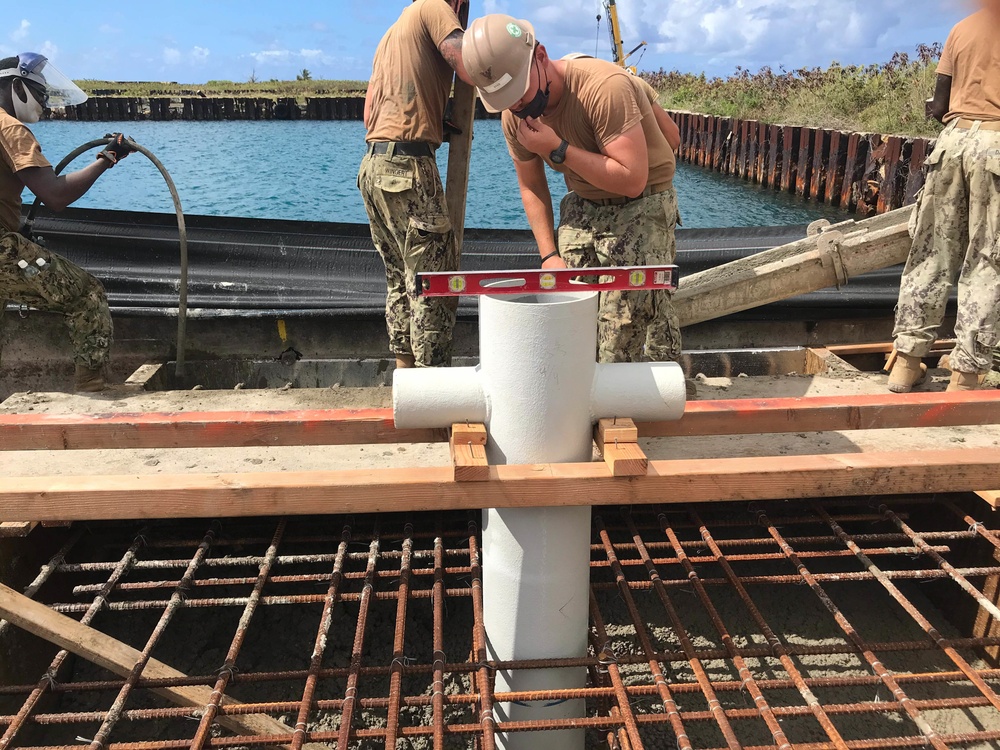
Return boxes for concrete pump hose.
[24,136,190,377]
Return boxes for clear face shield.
[0,52,89,109]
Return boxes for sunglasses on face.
[21,79,49,107]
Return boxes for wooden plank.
[0,583,304,745]
[827,340,955,356]
[444,1,475,250]
[976,490,1000,508]
[0,408,447,451]
[841,133,863,209]
[878,136,905,213]
[451,422,487,445]
[602,442,648,477]
[0,521,37,538]
[450,441,489,482]
[2,448,999,520]
[450,422,489,482]
[4,388,994,453]
[638,390,1000,438]
[595,418,638,450]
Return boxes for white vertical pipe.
[478,292,597,750]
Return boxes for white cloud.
[162,46,209,67]
[98,24,122,34]
[520,0,955,74]
[246,48,334,67]
[10,19,29,43]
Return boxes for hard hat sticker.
[507,23,522,37]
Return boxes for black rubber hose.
[24,136,189,376]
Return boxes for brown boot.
[887,352,927,393]
[946,370,980,392]
[395,353,416,370]
[74,364,107,393]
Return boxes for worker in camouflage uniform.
[359,0,474,369]
[0,53,135,392]
[888,2,1000,393]
[462,15,682,364]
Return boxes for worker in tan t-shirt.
[462,15,682,364]
[358,0,474,369]
[888,1,1000,393]
[0,52,136,392]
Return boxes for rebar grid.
[2,497,1000,749]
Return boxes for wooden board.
[827,340,955,356]
[450,423,489,482]
[0,408,447,451]
[0,521,37,538]
[4,391,997,452]
[594,418,638,450]
[640,390,1000,437]
[601,442,648,477]
[2,448,999,521]
[976,491,1000,508]
[0,582,304,745]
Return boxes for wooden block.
[451,422,487,446]
[0,521,38,538]
[40,521,73,528]
[976,491,1000,508]
[602,442,648,477]
[595,418,638,452]
[450,423,489,482]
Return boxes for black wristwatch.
[549,139,569,164]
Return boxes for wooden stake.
[594,418,638,451]
[601,442,648,477]
[450,423,489,482]
[0,582,306,746]
[976,491,1000,509]
[0,521,37,538]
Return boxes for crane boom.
[603,0,646,73]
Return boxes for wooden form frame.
[1,391,998,522]
[3,391,998,451]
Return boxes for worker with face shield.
[0,52,136,392]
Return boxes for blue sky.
[0,0,974,84]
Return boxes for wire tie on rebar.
[216,664,239,679]
[480,710,496,726]
[970,521,983,533]
[40,669,59,688]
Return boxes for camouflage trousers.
[558,187,681,363]
[358,151,459,367]
[0,231,112,369]
[893,122,1000,374]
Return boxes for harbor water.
[23,119,848,229]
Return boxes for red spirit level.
[416,265,679,297]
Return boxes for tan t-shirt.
[502,58,675,201]
[0,110,50,233]
[937,10,1000,123]
[365,0,462,146]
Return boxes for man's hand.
[97,133,137,167]
[516,117,562,159]
[542,254,567,270]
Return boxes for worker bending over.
[463,15,682,364]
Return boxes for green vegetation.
[642,45,945,138]
[73,78,368,99]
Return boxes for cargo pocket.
[404,215,454,279]
[908,147,944,238]
[985,150,1000,259]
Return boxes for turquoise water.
[23,119,847,229]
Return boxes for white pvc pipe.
[391,366,487,428]
[478,292,597,750]
[392,289,687,750]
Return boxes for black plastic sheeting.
[24,207,911,320]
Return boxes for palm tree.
[296,69,312,81]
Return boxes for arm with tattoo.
[439,30,473,86]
